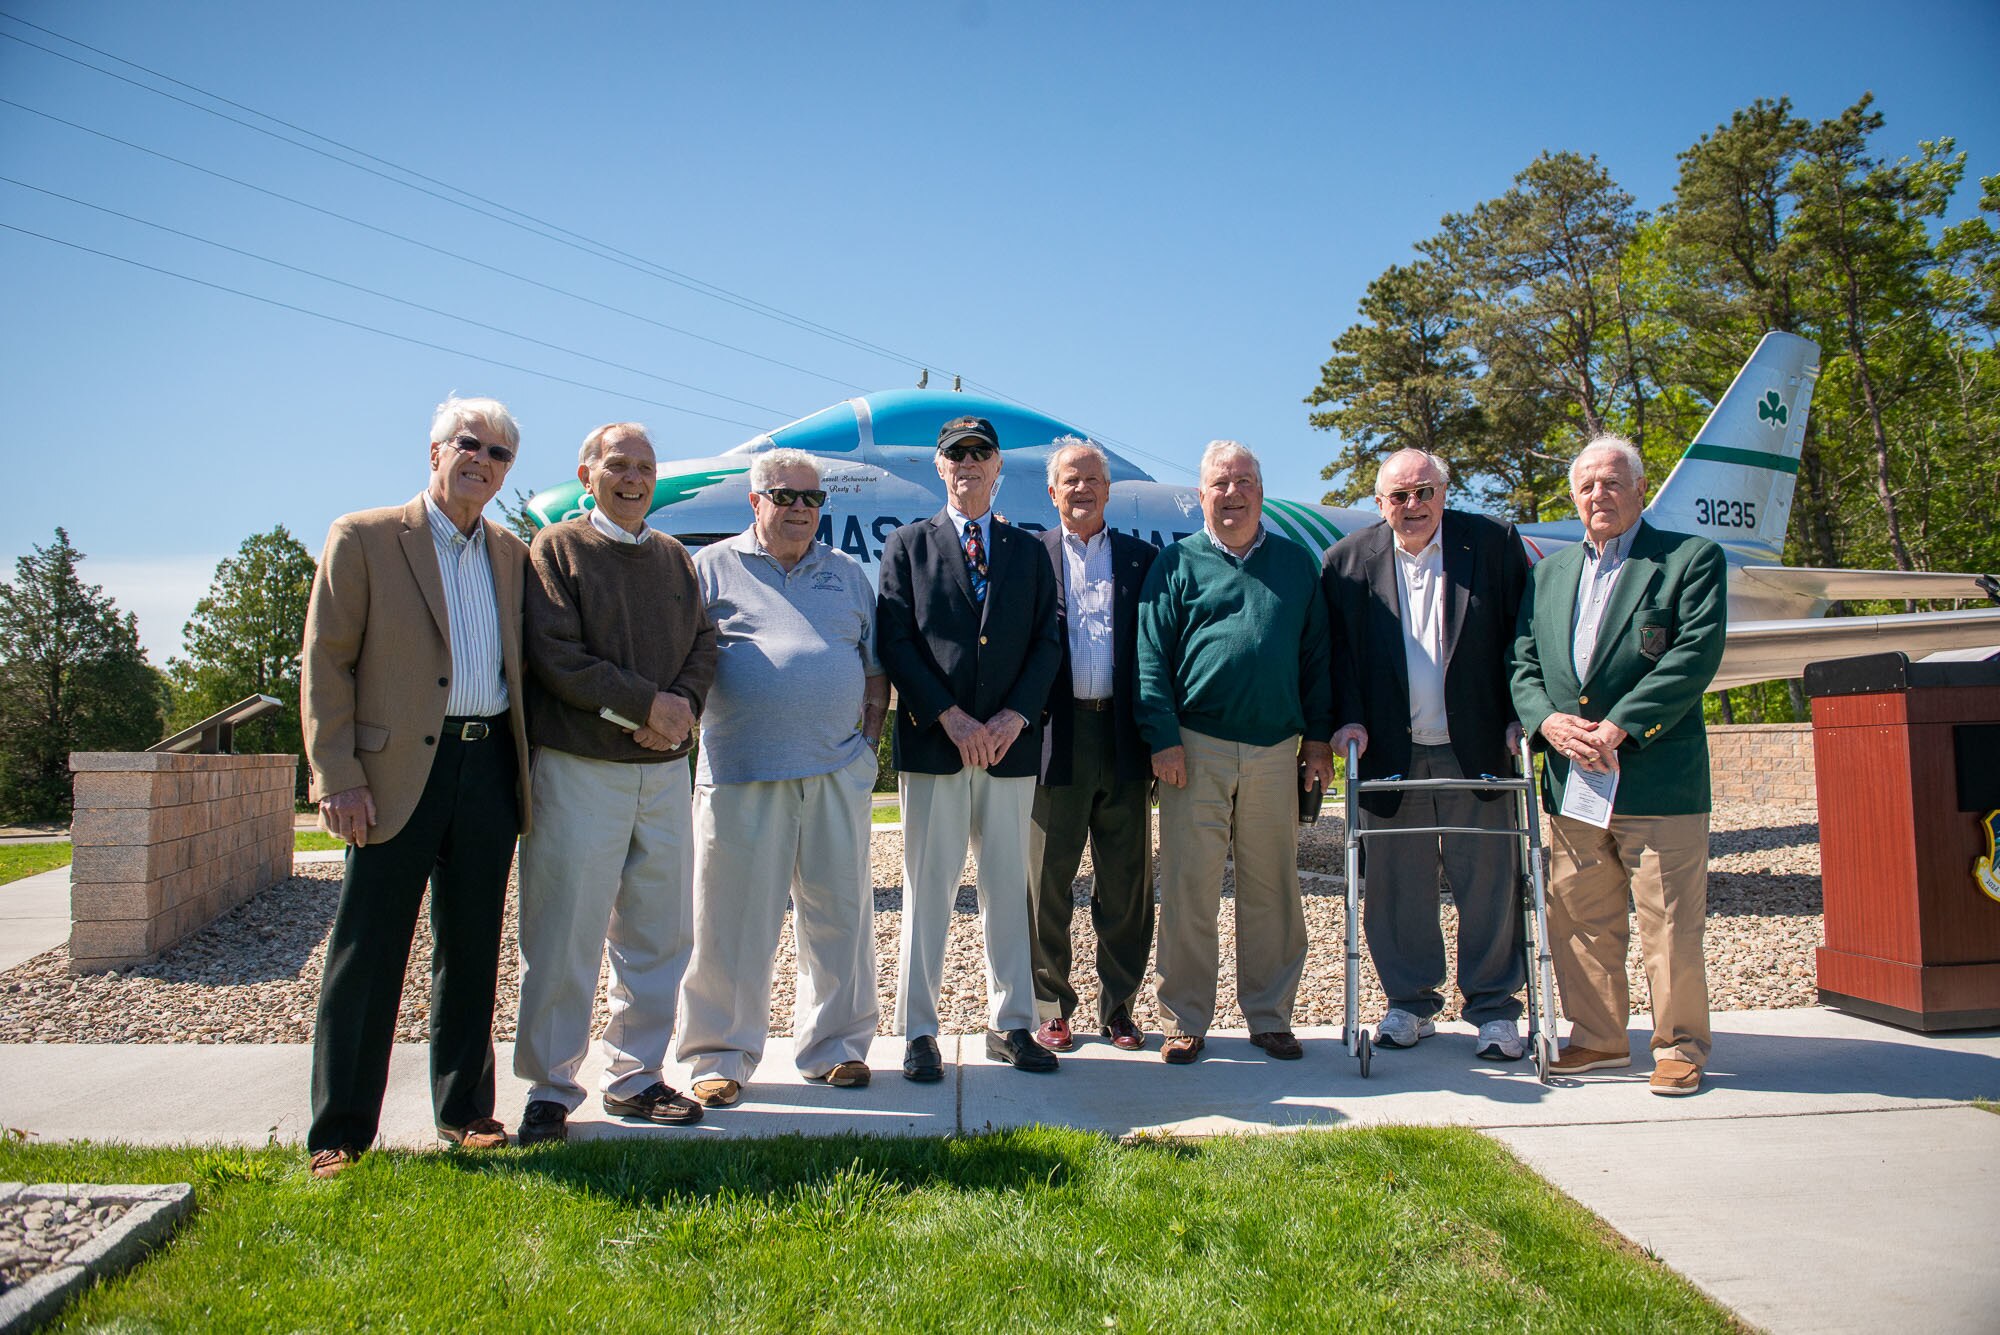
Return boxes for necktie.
[963,520,988,604]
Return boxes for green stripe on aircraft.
[1259,502,1312,548]
[1267,496,1344,548]
[1683,444,1800,475]
[525,467,749,530]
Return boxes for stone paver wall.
[66,753,297,973]
[1706,723,1816,805]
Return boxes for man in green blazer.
[1511,436,1726,1096]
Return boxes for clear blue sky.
[3,0,1996,659]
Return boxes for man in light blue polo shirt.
[674,448,890,1103]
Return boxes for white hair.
[431,395,520,451]
[1570,435,1645,489]
[1199,439,1262,485]
[750,448,822,491]
[577,421,650,467]
[1045,436,1110,487]
[1375,448,1452,492]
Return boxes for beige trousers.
[1546,810,1712,1068]
[514,749,692,1108]
[675,748,880,1084]
[1154,729,1307,1037]
[896,767,1038,1037]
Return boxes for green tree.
[1306,261,1484,505]
[167,528,316,794]
[0,529,167,820]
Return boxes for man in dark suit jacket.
[877,416,1063,1080]
[300,395,531,1177]
[1027,440,1159,1054]
[1321,448,1530,1060]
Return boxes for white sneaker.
[1374,1009,1435,1049]
[1475,1019,1525,1061]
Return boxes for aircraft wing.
[1735,565,2000,603]
[1716,607,2000,692]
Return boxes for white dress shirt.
[1061,527,1115,700]
[1572,523,1637,682]
[588,506,651,545]
[421,492,508,717]
[1391,535,1449,745]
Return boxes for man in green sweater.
[513,423,718,1144]
[1137,441,1336,1065]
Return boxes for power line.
[0,175,800,420]
[0,96,870,396]
[0,19,933,373]
[0,220,767,430]
[0,11,1188,474]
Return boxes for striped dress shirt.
[1061,527,1115,700]
[422,493,510,717]
[1571,523,1636,682]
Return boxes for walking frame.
[1338,736,1559,1082]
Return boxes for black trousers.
[308,723,519,1153]
[1027,707,1155,1026]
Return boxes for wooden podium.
[1806,652,2000,1030]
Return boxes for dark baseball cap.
[936,416,1000,452]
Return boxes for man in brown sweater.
[512,422,717,1144]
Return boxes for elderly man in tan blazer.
[301,394,532,1178]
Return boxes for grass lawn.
[872,803,900,824]
[0,842,72,886]
[1,1128,1734,1333]
[0,831,346,886]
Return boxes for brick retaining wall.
[66,753,297,973]
[1706,723,1816,805]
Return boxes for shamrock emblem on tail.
[1757,391,1789,427]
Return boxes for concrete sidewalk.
[2,1009,1995,1332]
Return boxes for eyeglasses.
[446,434,515,465]
[1379,485,1436,507]
[755,487,827,508]
[940,444,997,463]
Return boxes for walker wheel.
[1357,1030,1373,1079]
[1535,1032,1556,1084]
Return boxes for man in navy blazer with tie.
[877,416,1064,1080]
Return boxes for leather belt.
[1073,697,1113,712]
[442,716,502,741]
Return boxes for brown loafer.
[1249,1030,1304,1060]
[691,1078,742,1108]
[1162,1035,1205,1065]
[309,1147,359,1179]
[1551,1044,1632,1075]
[823,1060,871,1088]
[1102,1015,1145,1051]
[1649,1058,1702,1096]
[438,1116,508,1149]
[604,1081,704,1126]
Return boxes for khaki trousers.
[897,767,1038,1037]
[1546,810,1712,1068]
[514,749,693,1109]
[675,749,880,1083]
[1154,729,1307,1037]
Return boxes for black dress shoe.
[602,1082,703,1126]
[517,1099,568,1146]
[903,1035,944,1082]
[986,1027,1059,1072]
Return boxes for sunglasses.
[446,434,515,465]
[940,444,997,463]
[755,487,827,508]
[1379,485,1436,507]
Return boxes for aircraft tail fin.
[1644,331,1820,560]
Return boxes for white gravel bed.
[0,1193,132,1294]
[0,800,1821,1042]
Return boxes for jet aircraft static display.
[523,332,2000,692]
